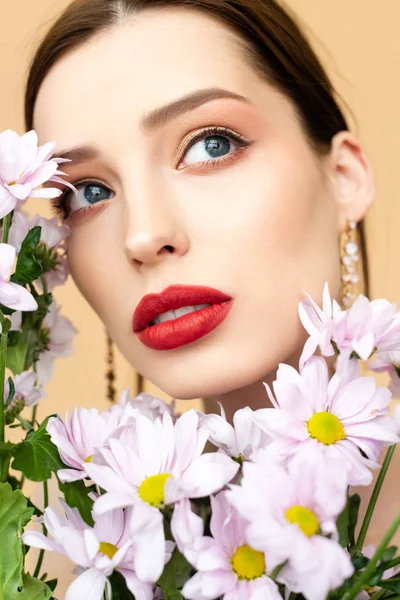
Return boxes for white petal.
[65,567,107,600]
[177,453,239,499]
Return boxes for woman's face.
[33,7,344,400]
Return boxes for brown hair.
[23,0,369,295]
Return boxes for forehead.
[33,8,276,147]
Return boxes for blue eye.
[184,134,233,164]
[69,182,115,211]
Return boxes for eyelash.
[50,125,252,221]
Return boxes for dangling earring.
[105,330,116,403]
[339,219,360,308]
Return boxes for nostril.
[163,245,174,253]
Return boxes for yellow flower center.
[307,412,346,445]
[231,544,266,580]
[285,505,320,537]
[84,455,93,463]
[138,473,172,507]
[99,541,118,559]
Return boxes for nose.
[123,183,189,268]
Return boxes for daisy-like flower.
[22,502,156,600]
[369,350,400,398]
[0,243,37,312]
[9,209,70,290]
[299,282,400,368]
[4,370,44,424]
[85,409,239,582]
[47,401,133,482]
[227,450,354,600]
[200,404,270,462]
[0,129,77,219]
[35,300,77,383]
[119,387,176,421]
[254,356,399,485]
[172,493,281,600]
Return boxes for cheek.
[66,228,117,325]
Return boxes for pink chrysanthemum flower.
[369,350,400,398]
[227,450,354,600]
[200,404,270,461]
[254,356,399,485]
[172,493,281,600]
[299,282,400,368]
[85,410,239,583]
[22,502,158,600]
[0,129,77,219]
[35,301,77,383]
[47,401,132,483]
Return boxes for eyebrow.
[50,87,251,166]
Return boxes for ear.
[327,131,374,232]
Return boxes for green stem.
[40,275,48,296]
[356,445,397,551]
[0,323,9,444]
[31,405,38,427]
[369,589,388,600]
[2,212,12,244]
[33,480,49,579]
[344,509,400,600]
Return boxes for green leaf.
[6,329,38,375]
[109,571,135,599]
[11,417,64,481]
[13,573,52,600]
[337,500,350,548]
[348,493,361,550]
[10,226,42,286]
[379,577,400,593]
[157,548,193,599]
[43,578,57,592]
[0,441,15,456]
[381,546,398,563]
[5,376,15,409]
[58,479,95,527]
[0,482,33,599]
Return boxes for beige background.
[1,0,400,596]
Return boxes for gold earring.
[339,219,360,308]
[105,330,116,403]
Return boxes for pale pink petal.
[130,502,165,582]
[65,567,107,600]
[0,243,15,280]
[118,569,153,600]
[0,281,38,310]
[92,492,135,516]
[58,468,87,483]
[182,570,236,600]
[177,453,239,499]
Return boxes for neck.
[203,348,336,424]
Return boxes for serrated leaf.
[58,479,95,527]
[0,482,34,599]
[11,417,65,481]
[14,573,52,599]
[6,329,38,375]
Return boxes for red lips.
[132,284,232,333]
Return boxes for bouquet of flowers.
[1,129,400,600]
